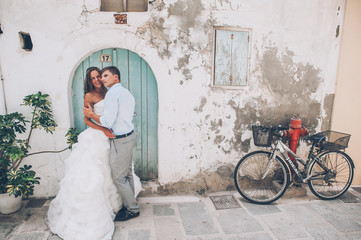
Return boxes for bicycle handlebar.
[267,126,288,139]
[270,126,288,132]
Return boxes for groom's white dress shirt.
[100,83,135,135]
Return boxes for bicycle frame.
[269,139,320,183]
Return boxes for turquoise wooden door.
[72,48,158,180]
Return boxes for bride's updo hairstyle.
[83,67,107,95]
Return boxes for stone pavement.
[2,187,361,240]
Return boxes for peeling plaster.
[147,17,171,59]
[321,94,335,131]
[223,47,326,153]
[194,96,207,113]
[214,135,225,144]
[78,5,90,26]
[210,119,222,131]
[336,25,340,38]
[168,0,204,31]
[228,100,258,153]
[176,54,192,81]
[137,0,210,82]
[136,12,171,59]
[259,47,322,129]
[153,164,235,196]
[262,47,321,95]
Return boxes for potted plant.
[0,92,76,214]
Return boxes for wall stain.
[137,17,171,59]
[168,0,204,82]
[225,47,327,153]
[194,96,207,113]
[210,119,222,131]
[136,3,333,157]
[262,47,320,96]
[336,25,340,38]
[321,94,334,131]
[228,100,258,153]
[137,0,207,82]
[214,135,225,144]
[176,54,192,81]
[168,0,204,31]
[259,47,322,129]
[150,164,236,196]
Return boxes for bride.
[47,67,142,240]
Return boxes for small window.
[213,28,250,86]
[19,32,33,51]
[101,0,148,12]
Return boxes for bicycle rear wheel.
[308,151,354,200]
[234,151,290,204]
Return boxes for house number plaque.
[100,54,112,62]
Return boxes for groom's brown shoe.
[114,210,139,221]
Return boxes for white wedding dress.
[47,100,142,240]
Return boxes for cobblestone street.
[2,187,361,240]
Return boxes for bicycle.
[234,125,354,204]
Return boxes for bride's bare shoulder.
[84,91,93,99]
[85,91,104,106]
[84,92,96,107]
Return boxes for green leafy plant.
[65,128,80,149]
[6,165,40,198]
[0,92,73,198]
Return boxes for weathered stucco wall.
[0,0,345,197]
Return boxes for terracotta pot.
[0,193,22,214]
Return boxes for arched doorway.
[71,48,158,180]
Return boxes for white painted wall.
[0,0,345,197]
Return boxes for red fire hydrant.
[283,117,309,164]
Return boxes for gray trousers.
[110,133,139,213]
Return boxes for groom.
[83,66,140,221]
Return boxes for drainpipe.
[0,62,7,114]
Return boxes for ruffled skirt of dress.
[46,128,122,240]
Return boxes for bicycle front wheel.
[308,151,354,200]
[234,151,290,204]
